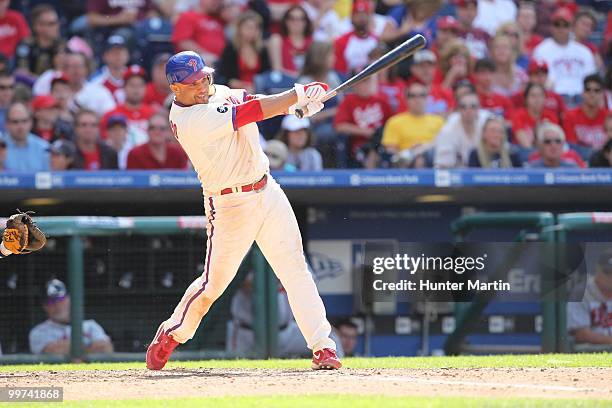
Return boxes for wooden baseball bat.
[295,34,427,118]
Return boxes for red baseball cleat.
[146,324,179,370]
[311,348,342,370]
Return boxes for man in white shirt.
[567,249,612,350]
[533,7,597,100]
[472,0,517,35]
[29,279,114,355]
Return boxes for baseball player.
[1,211,46,259]
[146,51,341,370]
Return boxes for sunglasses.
[585,87,602,93]
[148,125,167,131]
[407,93,428,99]
[542,138,563,145]
[8,118,30,124]
[553,21,570,28]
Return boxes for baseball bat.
[295,34,427,118]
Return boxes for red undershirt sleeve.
[233,99,264,130]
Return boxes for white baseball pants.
[162,176,336,352]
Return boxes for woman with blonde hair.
[215,11,270,93]
[495,21,529,70]
[468,116,521,168]
[436,39,472,90]
[489,34,528,97]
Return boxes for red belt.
[220,174,268,195]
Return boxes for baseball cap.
[124,65,147,82]
[48,139,76,158]
[166,51,215,86]
[528,60,549,74]
[413,49,437,64]
[281,115,310,132]
[32,95,59,110]
[352,0,373,14]
[42,279,68,305]
[106,113,128,128]
[437,16,460,31]
[551,7,573,23]
[105,34,127,52]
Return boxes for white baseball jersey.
[157,84,336,356]
[168,85,269,194]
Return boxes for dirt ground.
[3,367,612,401]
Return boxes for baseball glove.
[2,210,46,254]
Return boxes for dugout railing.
[445,212,557,355]
[445,211,612,355]
[0,216,278,364]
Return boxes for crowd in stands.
[0,0,610,173]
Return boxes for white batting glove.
[294,82,329,106]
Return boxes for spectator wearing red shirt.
[334,75,393,162]
[511,60,566,122]
[72,109,118,170]
[410,50,454,116]
[516,1,542,56]
[473,58,513,118]
[267,5,313,76]
[101,65,156,146]
[216,11,270,94]
[172,0,226,66]
[564,74,609,150]
[333,0,378,76]
[89,35,129,104]
[127,113,188,169]
[0,0,30,58]
[510,83,559,148]
[144,53,172,109]
[454,0,489,59]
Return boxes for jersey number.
[170,120,179,140]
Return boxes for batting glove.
[294,82,329,107]
[288,100,324,118]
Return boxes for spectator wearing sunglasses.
[528,122,577,168]
[564,74,609,151]
[533,8,596,103]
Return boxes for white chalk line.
[352,375,598,393]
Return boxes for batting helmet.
[165,51,215,86]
